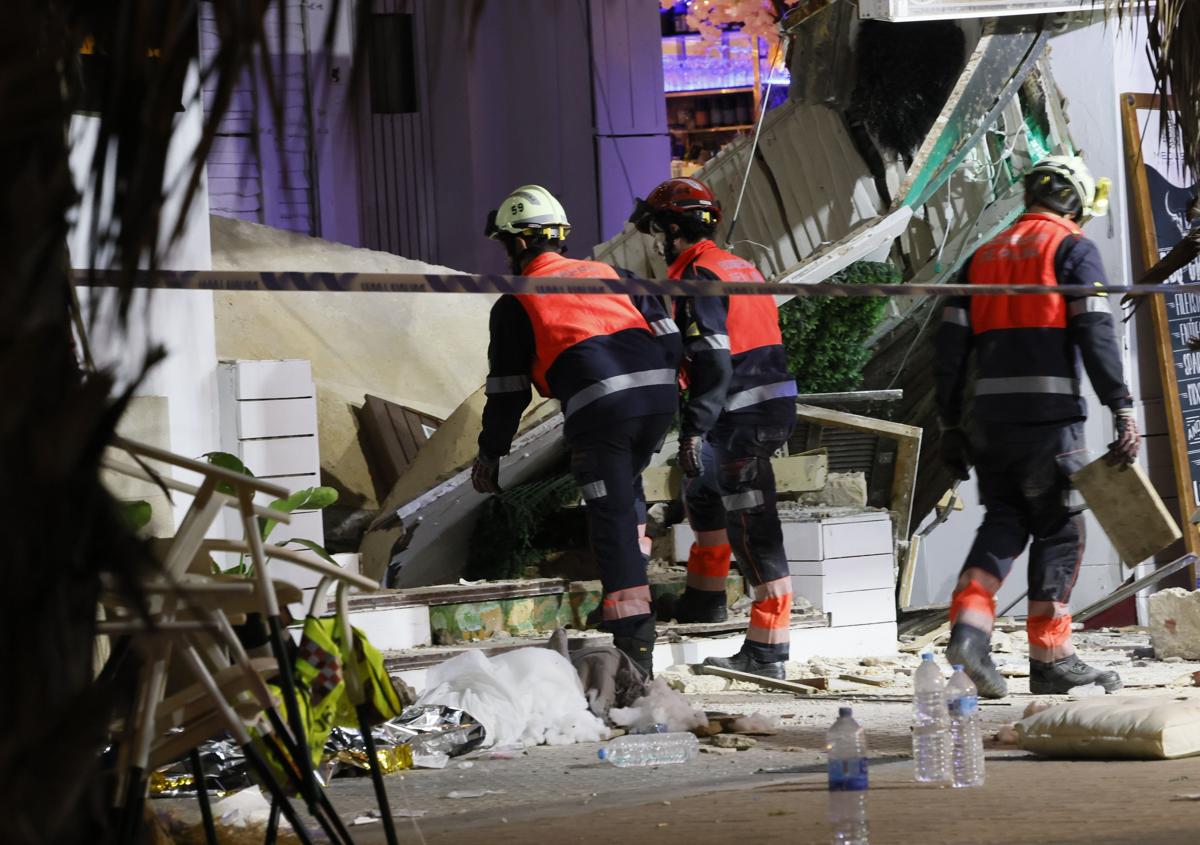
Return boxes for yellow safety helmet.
[1026,154,1111,221]
[484,184,572,241]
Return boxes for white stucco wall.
[70,62,218,516]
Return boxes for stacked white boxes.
[785,511,897,636]
[217,359,325,590]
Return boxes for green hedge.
[778,260,899,394]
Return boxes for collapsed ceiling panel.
[593,99,884,279]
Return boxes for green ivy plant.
[778,260,899,393]
[202,451,339,574]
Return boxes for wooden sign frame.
[1120,92,1199,585]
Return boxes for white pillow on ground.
[1016,696,1200,759]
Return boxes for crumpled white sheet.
[416,648,609,748]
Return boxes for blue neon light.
[662,35,790,94]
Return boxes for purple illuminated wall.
[354,0,669,272]
[202,0,669,268]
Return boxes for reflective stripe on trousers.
[564,368,678,419]
[747,577,792,647]
[602,584,652,622]
[722,490,764,511]
[580,480,607,501]
[1027,600,1075,661]
[685,542,731,593]
[949,571,1001,635]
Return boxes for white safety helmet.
[1026,154,1111,221]
[485,184,572,241]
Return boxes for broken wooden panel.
[357,394,443,502]
[788,404,921,540]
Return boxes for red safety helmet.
[629,177,722,234]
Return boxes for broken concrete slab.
[798,471,868,508]
[1150,588,1200,660]
[711,734,758,750]
[641,453,827,504]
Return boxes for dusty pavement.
[157,631,1200,843]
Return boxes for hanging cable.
[725,31,789,247]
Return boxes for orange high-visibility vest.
[514,252,651,397]
[968,213,1081,332]
[670,240,783,353]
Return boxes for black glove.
[939,426,971,481]
[1106,408,1139,466]
[678,434,704,478]
[471,452,501,494]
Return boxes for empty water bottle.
[912,652,950,784]
[947,664,985,788]
[597,732,698,767]
[826,707,869,845]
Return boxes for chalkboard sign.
[1122,93,1200,578]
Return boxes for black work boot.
[1029,654,1123,695]
[658,588,728,624]
[702,647,785,681]
[945,624,1009,699]
[611,616,657,679]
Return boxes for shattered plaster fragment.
[1149,589,1200,660]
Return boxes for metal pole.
[190,749,218,845]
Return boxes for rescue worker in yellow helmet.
[935,154,1136,698]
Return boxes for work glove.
[471,452,502,494]
[1106,408,1140,466]
[678,434,704,479]
[939,426,971,481]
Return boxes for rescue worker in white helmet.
[472,185,681,677]
[935,154,1137,698]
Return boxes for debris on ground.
[994,725,1020,745]
[211,788,282,828]
[445,789,506,799]
[1149,588,1200,660]
[730,714,779,734]
[610,678,709,733]
[711,734,759,750]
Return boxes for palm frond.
[1104,0,1200,177]
[0,2,360,841]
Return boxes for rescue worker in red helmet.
[630,177,798,680]
[472,185,681,677]
[935,155,1138,698]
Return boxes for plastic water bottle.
[912,653,950,784]
[947,664,985,788]
[826,707,869,844]
[597,732,699,767]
